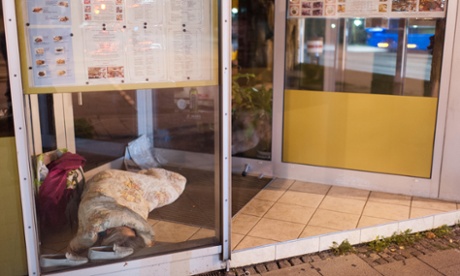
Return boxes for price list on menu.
[21,0,215,92]
[288,0,447,18]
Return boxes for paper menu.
[23,0,214,91]
[27,27,75,87]
[288,0,447,18]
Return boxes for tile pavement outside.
[199,225,460,276]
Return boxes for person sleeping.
[40,168,186,267]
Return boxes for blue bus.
[366,26,434,51]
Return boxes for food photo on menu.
[34,36,43,43]
[36,59,45,66]
[391,0,417,12]
[88,67,108,79]
[419,0,445,11]
[325,5,336,16]
[58,1,69,7]
[107,66,124,78]
[56,58,66,65]
[295,1,324,17]
[35,48,45,55]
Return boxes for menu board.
[20,0,216,93]
[288,0,447,18]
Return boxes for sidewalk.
[244,249,460,275]
[204,225,460,276]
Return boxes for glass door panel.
[231,0,274,160]
[15,0,225,273]
[283,15,445,178]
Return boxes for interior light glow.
[232,8,238,14]
[407,44,417,49]
[331,23,336,29]
[353,19,362,27]
[377,42,389,48]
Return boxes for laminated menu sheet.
[288,0,447,18]
[19,0,217,93]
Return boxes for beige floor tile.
[410,207,448,219]
[266,178,295,190]
[253,177,291,203]
[327,186,370,201]
[299,225,338,238]
[232,213,260,234]
[368,191,412,206]
[153,221,200,243]
[278,190,326,208]
[248,218,305,242]
[319,196,366,215]
[232,233,245,250]
[240,198,275,217]
[289,181,331,195]
[357,216,395,228]
[264,202,316,224]
[412,197,457,212]
[308,209,360,231]
[255,188,286,202]
[188,228,215,240]
[363,201,410,221]
[147,218,160,226]
[234,235,278,251]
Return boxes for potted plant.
[232,73,273,159]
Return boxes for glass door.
[282,9,446,178]
[7,0,231,274]
[270,1,452,199]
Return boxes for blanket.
[68,168,186,254]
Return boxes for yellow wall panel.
[0,137,27,275]
[283,90,438,178]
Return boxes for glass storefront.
[283,7,446,177]
[7,0,459,274]
[10,0,226,274]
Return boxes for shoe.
[40,253,88,267]
[88,244,134,261]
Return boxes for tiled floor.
[229,178,460,251]
[41,178,460,258]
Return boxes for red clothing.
[38,152,86,228]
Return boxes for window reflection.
[152,87,216,154]
[231,0,274,160]
[72,91,138,169]
[0,31,13,137]
[286,17,443,97]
